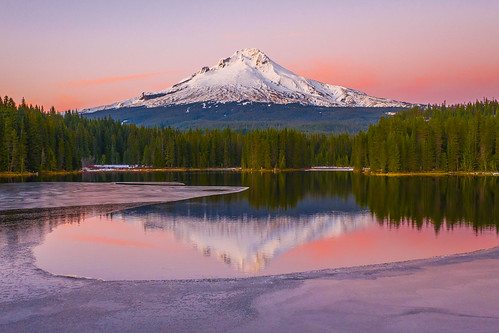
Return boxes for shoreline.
[1,167,499,178]
[363,170,499,177]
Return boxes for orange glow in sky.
[1,1,498,111]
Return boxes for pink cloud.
[68,70,183,88]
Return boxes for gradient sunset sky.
[2,0,498,111]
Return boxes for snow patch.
[82,165,140,172]
[307,167,354,171]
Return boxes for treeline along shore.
[0,96,498,174]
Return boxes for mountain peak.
[235,47,265,57]
[210,48,271,72]
[233,48,269,63]
[83,48,416,112]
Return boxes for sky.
[1,0,498,111]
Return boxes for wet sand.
[1,184,498,332]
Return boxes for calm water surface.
[24,172,499,280]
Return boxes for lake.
[4,171,499,280]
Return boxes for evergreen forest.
[0,96,498,173]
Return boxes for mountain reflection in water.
[117,199,373,272]
[30,172,499,280]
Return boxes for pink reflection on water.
[34,214,499,281]
[275,224,499,273]
[70,235,157,249]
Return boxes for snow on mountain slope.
[83,48,414,113]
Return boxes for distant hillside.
[82,102,407,133]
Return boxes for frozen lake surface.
[0,182,246,210]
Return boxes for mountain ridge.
[82,48,416,113]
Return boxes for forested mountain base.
[0,96,497,173]
[83,102,403,133]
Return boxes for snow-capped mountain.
[83,48,414,113]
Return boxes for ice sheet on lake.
[0,183,247,211]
